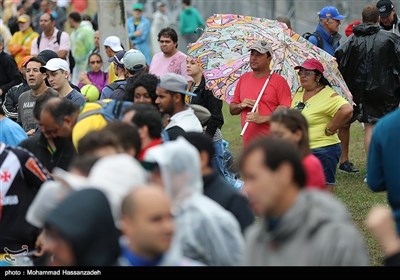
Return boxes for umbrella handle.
[240,72,273,137]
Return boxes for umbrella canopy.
[188,14,352,104]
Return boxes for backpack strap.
[312,31,324,49]
[36,34,41,48]
[76,100,109,122]
[37,30,63,48]
[106,82,120,91]
[77,108,103,122]
[56,30,62,45]
[106,81,126,92]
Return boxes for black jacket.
[335,23,400,121]
[385,251,400,266]
[45,189,121,266]
[191,76,224,137]
[0,144,51,251]
[18,131,76,172]
[2,80,30,120]
[203,172,254,232]
[0,51,23,99]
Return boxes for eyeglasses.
[90,60,101,64]
[295,102,306,112]
[298,69,315,77]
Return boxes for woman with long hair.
[270,108,325,190]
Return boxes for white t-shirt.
[166,107,202,133]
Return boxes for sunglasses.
[298,69,315,77]
[295,102,306,112]
[90,60,101,65]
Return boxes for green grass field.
[221,104,387,266]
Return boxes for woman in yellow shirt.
[291,59,353,192]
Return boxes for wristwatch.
[325,127,337,136]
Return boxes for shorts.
[353,96,400,124]
[312,143,341,186]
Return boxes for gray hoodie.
[244,190,370,266]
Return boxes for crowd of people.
[0,0,400,267]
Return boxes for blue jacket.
[367,109,400,235]
[308,24,340,56]
[127,16,151,65]
[0,117,27,146]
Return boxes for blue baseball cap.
[318,6,346,20]
[108,50,126,68]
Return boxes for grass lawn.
[221,104,387,266]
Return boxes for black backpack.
[37,30,76,72]
[302,31,324,49]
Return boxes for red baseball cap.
[294,58,324,74]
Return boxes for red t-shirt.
[302,154,326,190]
[232,72,292,146]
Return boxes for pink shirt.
[232,72,292,147]
[302,154,326,190]
[31,28,71,55]
[149,51,192,81]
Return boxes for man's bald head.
[121,185,167,218]
[120,185,174,259]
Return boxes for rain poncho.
[335,23,400,123]
[145,137,244,266]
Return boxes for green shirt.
[179,7,205,35]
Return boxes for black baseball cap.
[377,0,395,18]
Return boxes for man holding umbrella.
[229,40,292,147]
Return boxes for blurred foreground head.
[121,186,174,261]
[239,136,305,216]
[44,189,120,266]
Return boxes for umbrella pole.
[240,72,273,137]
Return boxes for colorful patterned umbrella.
[188,14,353,104]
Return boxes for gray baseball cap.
[122,49,146,72]
[158,73,196,97]
[249,40,273,55]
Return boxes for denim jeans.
[212,139,225,176]
[312,143,342,186]
[212,140,244,190]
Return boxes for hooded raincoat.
[335,23,400,123]
[145,137,244,266]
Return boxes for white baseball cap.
[40,58,69,73]
[122,49,146,71]
[104,36,123,52]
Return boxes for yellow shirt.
[108,63,118,84]
[72,101,110,149]
[8,27,39,68]
[291,86,349,149]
